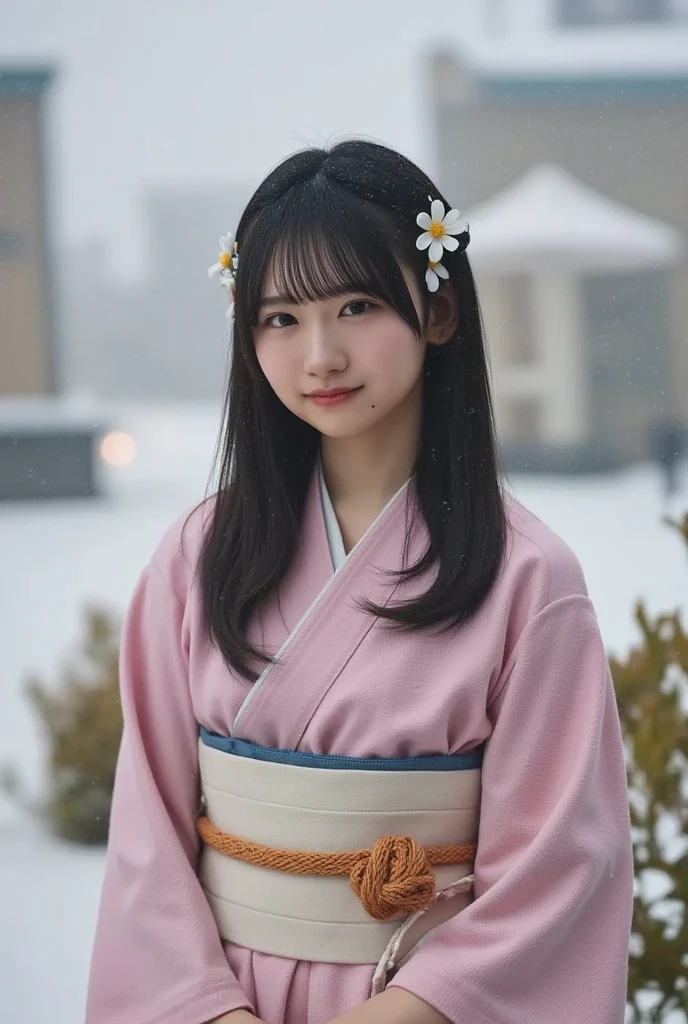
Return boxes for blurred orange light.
[99,431,137,468]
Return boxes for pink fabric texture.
[85,476,633,1024]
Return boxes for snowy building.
[0,67,58,396]
[429,4,688,468]
[0,67,108,499]
[468,164,681,469]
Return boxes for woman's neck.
[320,381,421,513]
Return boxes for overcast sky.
[2,0,485,277]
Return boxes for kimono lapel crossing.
[232,468,415,747]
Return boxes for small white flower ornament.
[208,231,239,316]
[416,198,467,292]
[425,259,449,293]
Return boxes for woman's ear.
[424,285,460,346]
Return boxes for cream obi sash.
[197,729,482,990]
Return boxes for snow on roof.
[460,24,688,78]
[466,164,683,272]
[0,394,110,433]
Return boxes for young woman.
[86,140,633,1024]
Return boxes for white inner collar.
[318,464,348,571]
[317,461,412,574]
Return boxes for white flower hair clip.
[208,231,239,317]
[415,198,468,293]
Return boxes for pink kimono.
[86,471,633,1024]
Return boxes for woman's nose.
[303,324,348,376]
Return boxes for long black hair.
[198,139,507,680]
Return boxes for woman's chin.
[305,406,389,440]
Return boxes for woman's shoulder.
[501,489,589,613]
[146,496,214,602]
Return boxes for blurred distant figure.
[649,417,687,499]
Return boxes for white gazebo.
[465,164,682,451]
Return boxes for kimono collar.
[316,458,412,574]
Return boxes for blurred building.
[61,187,248,400]
[0,67,57,396]
[0,66,107,500]
[431,2,688,470]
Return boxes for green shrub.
[611,513,688,1022]
[2,606,123,845]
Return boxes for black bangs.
[237,179,423,334]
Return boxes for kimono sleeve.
[85,559,255,1024]
[389,594,634,1024]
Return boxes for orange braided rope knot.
[196,816,476,921]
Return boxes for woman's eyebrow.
[260,295,292,308]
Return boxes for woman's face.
[253,267,428,441]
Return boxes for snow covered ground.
[1,401,686,1023]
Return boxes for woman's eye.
[341,299,374,317]
[265,312,297,328]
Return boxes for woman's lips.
[307,386,363,407]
